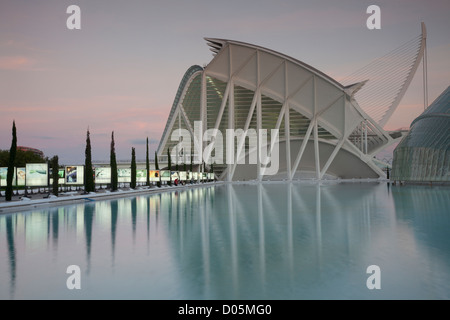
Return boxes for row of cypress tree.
[86,129,157,192]
[3,121,198,201]
[3,121,158,201]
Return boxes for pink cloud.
[0,55,34,70]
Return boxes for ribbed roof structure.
[391,86,450,182]
[157,32,425,181]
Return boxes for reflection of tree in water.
[6,215,16,299]
[84,205,94,274]
[132,198,137,243]
[111,200,118,267]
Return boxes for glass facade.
[391,86,450,182]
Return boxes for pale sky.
[1,0,449,164]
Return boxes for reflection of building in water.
[160,183,387,299]
[392,185,450,254]
[2,182,448,299]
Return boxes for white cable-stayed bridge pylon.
[340,23,427,128]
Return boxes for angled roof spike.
[205,38,226,55]
[344,80,368,98]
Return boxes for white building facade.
[158,33,425,181]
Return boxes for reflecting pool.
[1,182,449,299]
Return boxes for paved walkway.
[0,181,220,214]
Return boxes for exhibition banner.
[118,168,131,183]
[160,170,170,181]
[26,163,48,186]
[136,169,147,182]
[17,168,26,186]
[66,166,84,185]
[0,167,10,186]
[0,167,20,186]
[95,167,111,184]
[49,168,65,185]
[149,170,160,182]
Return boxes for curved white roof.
[205,37,344,91]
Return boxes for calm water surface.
[1,182,449,299]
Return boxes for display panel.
[118,168,131,183]
[0,167,21,186]
[65,166,84,184]
[160,170,170,181]
[149,170,160,182]
[0,167,10,186]
[95,167,111,184]
[17,167,26,186]
[49,168,65,185]
[136,169,147,183]
[26,163,48,186]
[179,171,187,181]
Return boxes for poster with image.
[136,169,147,182]
[160,170,170,181]
[149,170,160,182]
[0,167,9,186]
[66,166,84,184]
[95,167,111,184]
[17,168,26,186]
[0,167,21,186]
[49,168,65,185]
[26,163,48,186]
[118,168,131,183]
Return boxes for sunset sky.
[1,0,449,164]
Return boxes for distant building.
[17,146,45,158]
[391,86,450,183]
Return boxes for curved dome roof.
[391,86,450,182]
[411,85,450,127]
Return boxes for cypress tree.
[110,131,118,191]
[155,151,161,187]
[84,129,95,193]
[51,155,59,196]
[154,151,159,170]
[131,147,136,189]
[146,137,150,186]
[5,121,17,201]
[167,148,172,186]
